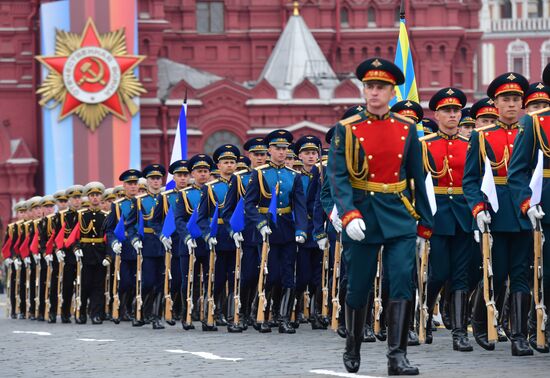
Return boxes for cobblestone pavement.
[0,295,548,378]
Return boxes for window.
[203,131,241,156]
[367,7,376,27]
[507,39,530,78]
[196,1,224,34]
[501,0,512,19]
[541,40,550,71]
[528,0,543,18]
[341,8,349,28]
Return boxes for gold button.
[394,172,398,176]
[352,126,357,131]
[92,243,95,246]
[367,120,372,124]
[404,126,409,130]
[370,173,375,178]
[510,144,514,147]
[448,142,453,145]
[368,155,373,160]
[370,191,375,196]
[449,155,453,158]
[398,154,403,158]
[428,142,432,146]
[390,119,395,123]
[541,117,545,121]
[449,168,453,172]
[508,131,512,135]
[485,132,489,136]
[401,136,405,141]
[447,187,453,194]
[92,219,96,223]
[360,137,365,142]
[449,195,453,200]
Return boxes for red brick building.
[0,0,482,224]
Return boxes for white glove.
[346,218,366,241]
[416,236,427,255]
[260,225,272,241]
[56,250,65,262]
[14,259,22,269]
[112,241,122,255]
[33,254,41,263]
[74,249,83,258]
[45,254,53,263]
[233,232,244,248]
[331,217,343,233]
[208,237,218,250]
[102,259,110,267]
[527,205,545,229]
[317,237,328,250]
[186,238,197,250]
[132,239,142,253]
[474,230,480,243]
[160,235,172,251]
[296,235,306,244]
[4,257,13,266]
[24,257,31,265]
[476,210,491,232]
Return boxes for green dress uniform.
[463,72,533,356]
[327,58,433,375]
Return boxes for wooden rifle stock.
[34,258,41,319]
[104,262,111,316]
[75,258,82,319]
[25,263,31,318]
[256,238,270,323]
[482,228,498,343]
[57,260,64,316]
[15,263,21,316]
[186,248,196,325]
[112,254,121,321]
[44,261,52,318]
[135,251,143,321]
[533,222,547,349]
[206,245,216,327]
[164,249,173,322]
[373,248,383,335]
[233,244,243,325]
[417,240,430,344]
[331,236,342,331]
[321,241,330,318]
[6,264,12,317]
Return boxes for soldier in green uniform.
[327,57,433,375]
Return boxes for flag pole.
[400,0,405,20]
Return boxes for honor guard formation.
[3,58,550,376]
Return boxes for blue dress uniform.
[161,160,189,321]
[244,130,307,334]
[174,154,214,330]
[327,58,433,375]
[198,145,240,328]
[104,169,142,322]
[508,70,550,353]
[463,72,533,355]
[293,135,326,329]
[127,164,167,329]
[421,88,475,351]
[221,138,266,331]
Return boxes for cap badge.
[446,88,455,95]
[371,59,382,67]
[507,73,516,81]
[536,83,545,90]
[405,101,413,107]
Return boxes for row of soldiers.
[2,57,550,376]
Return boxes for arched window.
[361,47,368,59]
[203,130,241,156]
[501,0,512,19]
[528,0,544,18]
[349,47,355,61]
[541,40,550,71]
[341,8,350,28]
[507,39,530,78]
[439,45,446,60]
[388,46,394,59]
[367,7,376,27]
[375,46,381,56]
[336,47,342,63]
[426,45,433,59]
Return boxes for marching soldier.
[458,108,476,139]
[463,72,533,356]
[198,145,240,329]
[35,195,56,321]
[470,97,498,128]
[327,57,433,375]
[12,201,28,319]
[22,196,41,320]
[105,169,143,323]
[523,81,550,113]
[421,118,438,135]
[421,87,474,351]
[507,64,550,353]
[244,129,307,334]
[114,185,126,199]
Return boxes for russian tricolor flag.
[165,101,188,190]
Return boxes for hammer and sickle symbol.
[77,57,106,86]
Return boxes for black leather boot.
[269,286,282,327]
[238,286,250,331]
[132,293,149,327]
[451,290,473,352]
[424,282,440,345]
[295,290,307,324]
[375,287,388,341]
[407,294,420,346]
[425,313,433,344]
[471,283,495,350]
[181,287,195,330]
[337,284,347,338]
[258,289,272,333]
[278,288,296,334]
[152,293,165,330]
[441,284,452,330]
[364,290,376,342]
[387,300,419,376]
[342,303,366,373]
[227,290,243,333]
[528,296,549,353]
[214,291,227,326]
[496,285,509,342]
[510,292,533,356]
[310,286,327,330]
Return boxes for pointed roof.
[257,11,338,100]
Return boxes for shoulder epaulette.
[419,133,438,142]
[285,166,300,174]
[528,107,550,116]
[113,198,125,204]
[391,112,415,125]
[474,124,496,132]
[46,213,55,219]
[59,209,69,214]
[206,179,219,187]
[77,208,88,214]
[135,193,147,199]
[101,210,110,215]
[16,220,24,225]
[234,169,249,176]
[254,164,270,171]
[161,189,174,196]
[458,135,469,142]
[339,113,363,126]
[33,219,41,225]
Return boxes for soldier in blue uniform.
[327,58,433,375]
[507,64,550,353]
[222,137,268,332]
[104,169,142,323]
[244,129,307,334]
[293,135,326,329]
[127,164,167,329]
[198,145,240,328]
[421,88,474,351]
[175,154,214,331]
[463,72,533,356]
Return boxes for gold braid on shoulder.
[533,115,550,158]
[345,124,368,180]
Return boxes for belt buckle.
[447,187,453,195]
[382,184,389,193]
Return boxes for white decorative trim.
[506,38,530,79]
[541,39,550,73]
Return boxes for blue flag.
[186,207,202,239]
[229,198,245,233]
[209,202,219,237]
[138,211,144,237]
[161,207,176,238]
[114,214,126,242]
[165,102,188,190]
[268,186,277,225]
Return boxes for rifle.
[57,259,64,316]
[373,247,384,335]
[185,247,196,326]
[135,249,143,322]
[416,239,430,343]
[199,265,205,322]
[15,261,21,316]
[34,258,41,319]
[112,254,121,323]
[6,264,12,318]
[75,257,82,320]
[533,219,547,349]
[482,224,498,343]
[25,262,31,318]
[205,244,216,328]
[44,260,52,319]
[304,288,311,319]
[256,236,270,324]
[331,234,342,331]
[164,248,174,324]
[321,240,330,320]
[233,243,243,326]
[104,262,111,317]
